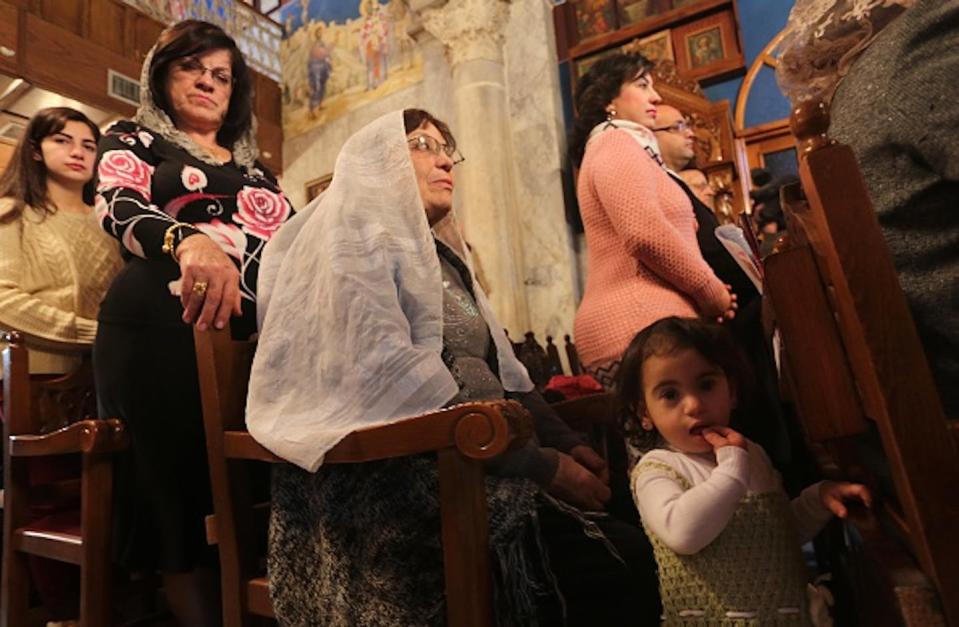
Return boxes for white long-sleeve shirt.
[633,440,833,556]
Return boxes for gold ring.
[192,281,209,295]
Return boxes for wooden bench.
[763,99,959,626]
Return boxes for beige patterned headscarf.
[776,0,915,106]
[134,25,260,171]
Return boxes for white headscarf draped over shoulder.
[246,110,533,472]
[776,0,914,106]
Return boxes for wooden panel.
[785,100,959,624]
[0,1,20,75]
[254,71,281,127]
[21,14,137,117]
[764,245,869,441]
[256,117,282,176]
[0,141,15,176]
[38,0,83,35]
[131,12,163,64]
[253,71,283,174]
[87,0,126,55]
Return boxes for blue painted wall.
[703,0,794,128]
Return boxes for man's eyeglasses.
[408,135,465,166]
[175,57,234,88]
[653,120,692,134]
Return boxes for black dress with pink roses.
[92,120,292,572]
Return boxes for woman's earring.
[641,416,653,431]
[606,107,616,121]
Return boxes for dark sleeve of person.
[484,440,559,488]
[676,178,760,307]
[506,389,589,453]
[484,389,593,487]
[95,121,201,259]
[896,0,959,181]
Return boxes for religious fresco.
[278,0,423,138]
[574,0,617,42]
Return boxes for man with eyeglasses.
[652,106,696,173]
[653,104,755,307]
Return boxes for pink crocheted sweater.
[573,129,728,368]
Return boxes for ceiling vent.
[107,69,140,107]
[0,120,25,142]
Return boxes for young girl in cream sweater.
[0,107,121,374]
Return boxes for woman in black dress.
[93,20,292,626]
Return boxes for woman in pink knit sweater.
[570,53,735,387]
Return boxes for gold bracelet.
[161,222,192,262]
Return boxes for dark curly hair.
[568,52,655,167]
[613,316,751,454]
[149,20,253,148]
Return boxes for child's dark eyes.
[658,388,679,402]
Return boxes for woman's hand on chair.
[177,233,242,331]
[549,452,611,511]
[570,444,609,485]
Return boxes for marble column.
[413,0,531,335]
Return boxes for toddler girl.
[617,316,870,625]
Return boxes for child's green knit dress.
[636,460,811,626]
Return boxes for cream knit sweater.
[0,198,122,374]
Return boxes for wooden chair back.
[763,100,959,626]
[563,335,582,376]
[194,327,534,627]
[193,328,276,627]
[1,332,126,627]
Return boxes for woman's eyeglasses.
[408,135,465,166]
[175,57,234,88]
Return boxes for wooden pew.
[763,100,959,626]
[193,327,534,627]
[1,332,127,627]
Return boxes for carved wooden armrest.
[8,418,128,457]
[326,399,533,463]
[223,400,534,464]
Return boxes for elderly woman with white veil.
[246,109,660,626]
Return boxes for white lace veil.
[246,110,532,472]
[776,0,914,106]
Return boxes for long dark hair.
[613,316,751,453]
[568,52,654,167]
[0,107,100,223]
[149,20,253,148]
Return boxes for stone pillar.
[413,0,531,335]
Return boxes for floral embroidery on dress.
[233,186,290,240]
[180,165,208,191]
[98,150,155,201]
